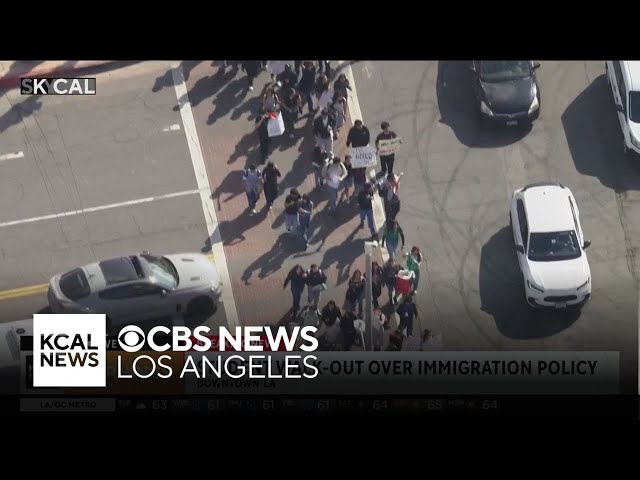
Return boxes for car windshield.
[480,61,531,82]
[527,231,582,262]
[629,91,640,123]
[141,254,178,289]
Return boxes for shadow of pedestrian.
[202,207,269,251]
[231,96,261,121]
[241,233,305,284]
[436,61,528,148]
[173,67,237,111]
[210,170,246,212]
[319,226,365,285]
[0,95,43,134]
[561,74,640,192]
[308,204,358,252]
[228,131,261,165]
[207,78,249,125]
[480,226,580,339]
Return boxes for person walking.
[261,84,280,114]
[352,165,367,198]
[333,73,352,100]
[283,265,307,320]
[404,246,424,295]
[375,121,400,176]
[346,120,371,149]
[313,107,336,156]
[242,60,262,91]
[298,193,314,248]
[381,219,405,260]
[254,112,271,162]
[280,85,302,138]
[242,164,262,214]
[330,90,347,139]
[339,154,354,202]
[317,60,331,77]
[371,261,384,308]
[385,191,401,222]
[396,295,419,337]
[284,188,301,234]
[357,182,378,239]
[306,264,328,308]
[340,309,357,351]
[345,269,366,316]
[298,61,317,114]
[312,145,329,188]
[383,258,401,305]
[321,300,342,327]
[261,161,281,211]
[276,63,298,88]
[322,155,348,214]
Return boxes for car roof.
[622,61,640,91]
[80,255,146,291]
[522,185,575,233]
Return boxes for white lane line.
[0,188,203,228]
[0,151,24,161]
[162,124,181,132]
[171,63,239,329]
[342,61,388,263]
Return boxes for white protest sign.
[350,145,377,168]
[377,136,402,156]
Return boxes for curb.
[0,61,117,90]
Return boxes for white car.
[48,252,222,329]
[510,182,592,308]
[605,60,640,156]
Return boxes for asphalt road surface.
[0,62,227,331]
[352,60,639,393]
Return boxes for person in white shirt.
[322,156,348,214]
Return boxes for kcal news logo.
[21,77,96,95]
[33,314,106,387]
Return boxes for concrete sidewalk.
[0,61,116,89]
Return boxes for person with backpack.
[262,161,281,211]
[242,164,262,215]
[381,219,406,260]
[306,264,328,308]
[283,264,307,320]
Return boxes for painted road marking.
[0,188,207,229]
[162,124,181,132]
[172,63,239,329]
[0,253,215,302]
[0,151,24,161]
[0,283,48,301]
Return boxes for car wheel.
[186,296,215,319]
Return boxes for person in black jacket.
[346,120,370,148]
[312,145,329,188]
[345,269,366,316]
[357,182,378,240]
[242,60,262,91]
[375,121,399,176]
[321,300,342,327]
[306,264,327,308]
[383,258,401,305]
[297,60,317,114]
[283,265,307,320]
[262,161,281,210]
[276,64,298,89]
[371,261,384,308]
[313,108,336,156]
[340,310,357,351]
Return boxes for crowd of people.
[232,60,437,350]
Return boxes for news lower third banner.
[18,351,619,395]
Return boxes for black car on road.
[470,60,541,127]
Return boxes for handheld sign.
[377,136,402,156]
[350,145,377,168]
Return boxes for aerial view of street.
[0,60,637,392]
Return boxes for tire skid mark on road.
[412,62,500,347]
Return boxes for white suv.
[510,182,592,309]
[605,60,640,156]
